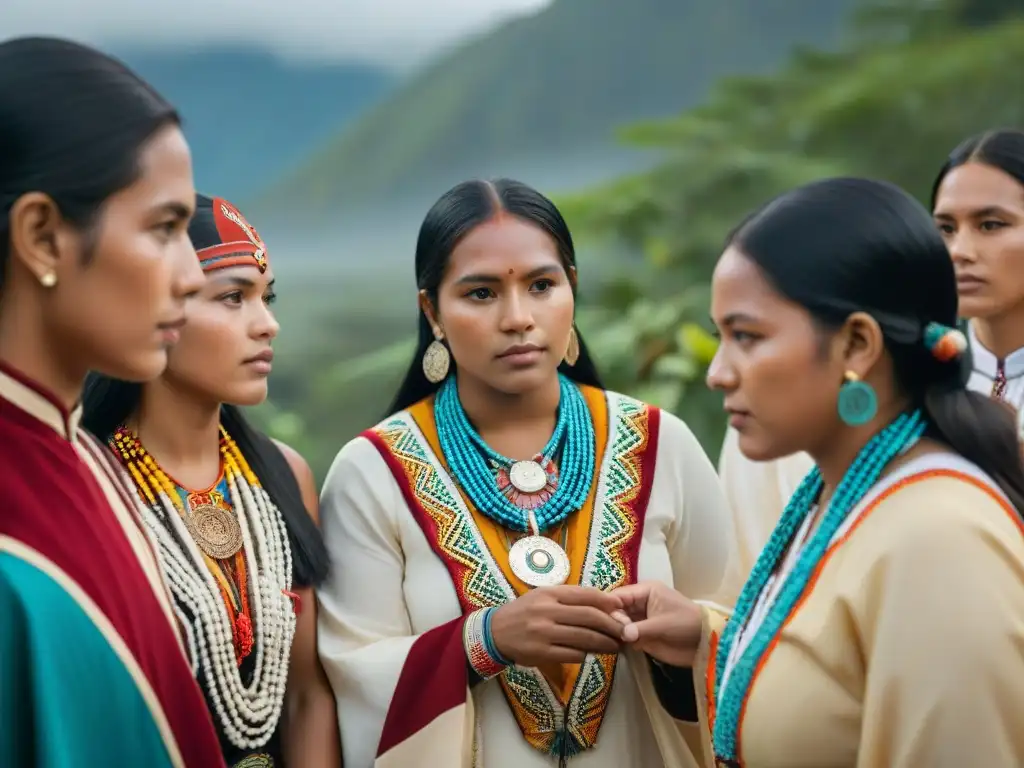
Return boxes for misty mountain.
[115,46,395,201]
[254,0,857,224]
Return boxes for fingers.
[541,645,590,664]
[547,625,622,655]
[548,585,623,612]
[553,604,631,640]
[608,583,653,616]
[610,609,631,626]
[621,622,639,643]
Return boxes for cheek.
[109,234,174,315]
[442,306,490,354]
[168,310,238,377]
[1000,231,1024,288]
[745,347,832,412]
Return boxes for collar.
[0,359,82,441]
[968,322,1024,380]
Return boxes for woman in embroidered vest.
[316,178,741,768]
[0,37,226,766]
[611,177,1024,767]
[716,128,1024,581]
[81,194,339,768]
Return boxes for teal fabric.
[0,553,176,768]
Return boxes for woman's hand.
[489,585,626,667]
[609,581,703,668]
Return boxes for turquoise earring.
[838,371,877,426]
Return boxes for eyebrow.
[454,263,562,286]
[154,201,193,220]
[711,312,760,327]
[210,275,276,290]
[935,206,1013,219]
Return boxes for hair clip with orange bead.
[923,322,968,362]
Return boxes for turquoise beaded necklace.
[434,373,596,533]
[712,409,927,764]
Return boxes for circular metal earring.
[837,371,877,426]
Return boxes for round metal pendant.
[186,503,244,560]
[508,460,548,494]
[509,535,570,587]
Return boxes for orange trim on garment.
[408,385,610,703]
[706,629,720,731]
[727,468,1023,765]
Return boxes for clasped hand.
[489,581,702,669]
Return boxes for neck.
[456,373,562,435]
[131,377,223,488]
[808,398,909,502]
[971,310,1024,361]
[0,297,85,411]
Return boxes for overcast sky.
[0,0,552,69]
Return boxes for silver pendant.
[509,460,548,493]
[508,510,570,588]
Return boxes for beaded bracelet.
[482,606,512,666]
[464,607,510,680]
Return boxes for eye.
[218,290,243,305]
[530,278,555,293]
[465,287,493,301]
[936,222,955,235]
[979,220,1006,232]
[264,292,277,305]
[152,220,179,239]
[731,330,761,346]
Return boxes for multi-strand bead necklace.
[712,409,927,764]
[435,374,596,587]
[111,426,296,751]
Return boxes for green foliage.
[260,3,1024,480]
[560,12,1024,453]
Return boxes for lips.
[244,349,274,364]
[157,316,186,331]
[498,343,543,358]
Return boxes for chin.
[224,382,269,407]
[735,430,790,463]
[488,366,555,396]
[958,292,1007,320]
[100,349,169,383]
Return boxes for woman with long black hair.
[614,176,1024,767]
[715,127,1024,582]
[0,37,224,766]
[316,178,740,768]
[82,194,338,768]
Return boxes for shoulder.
[600,389,698,450]
[851,464,1024,569]
[270,439,319,520]
[271,438,314,488]
[321,431,397,496]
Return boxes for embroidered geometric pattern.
[369,390,657,757]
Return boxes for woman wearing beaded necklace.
[0,37,227,766]
[715,128,1024,583]
[82,194,339,768]
[316,178,740,768]
[611,177,1024,767]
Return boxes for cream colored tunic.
[693,453,1024,767]
[316,391,740,768]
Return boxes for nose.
[497,290,535,335]
[252,301,280,341]
[946,230,976,265]
[171,236,204,300]
[705,346,736,393]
